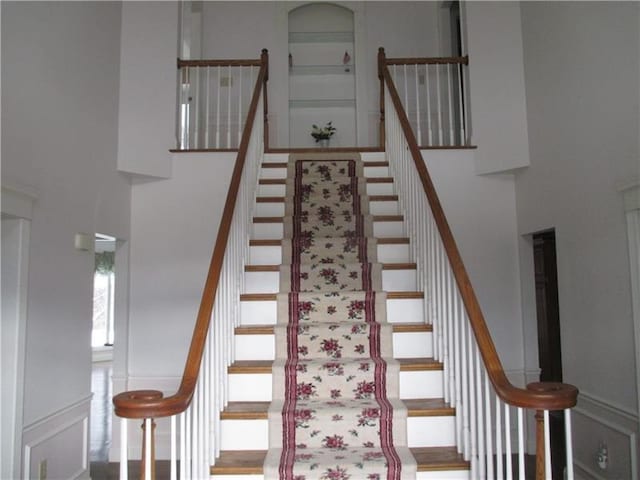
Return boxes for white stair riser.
[228,370,443,402]
[235,331,433,361]
[212,473,469,480]
[249,243,411,265]
[258,183,395,197]
[241,298,425,325]
[254,200,398,217]
[417,471,469,480]
[220,415,455,450]
[259,166,390,180]
[243,269,417,293]
[252,220,405,240]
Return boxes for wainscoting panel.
[574,391,638,480]
[22,396,91,480]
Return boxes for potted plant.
[311,121,336,147]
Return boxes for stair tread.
[228,357,442,374]
[235,322,432,335]
[221,398,453,420]
[245,262,416,272]
[249,237,410,246]
[210,446,469,475]
[240,291,424,301]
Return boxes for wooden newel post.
[534,410,545,480]
[377,47,386,149]
[261,48,270,151]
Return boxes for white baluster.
[170,415,177,480]
[485,371,494,479]
[144,418,152,480]
[415,64,422,145]
[403,64,408,123]
[461,311,470,461]
[565,409,575,480]
[447,63,455,146]
[238,66,243,146]
[205,66,211,148]
[425,64,433,146]
[180,412,186,480]
[495,395,503,480]
[476,350,485,479]
[185,408,192,479]
[216,66,221,148]
[227,65,232,148]
[517,408,525,480]
[544,410,552,480]
[435,63,443,146]
[457,63,466,146]
[194,67,200,149]
[505,404,513,480]
[120,418,128,480]
[468,330,478,477]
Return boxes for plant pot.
[318,138,330,148]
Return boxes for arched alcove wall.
[288,3,357,147]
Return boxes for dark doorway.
[533,230,565,478]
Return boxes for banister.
[377,47,577,411]
[114,50,269,420]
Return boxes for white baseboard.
[22,395,91,480]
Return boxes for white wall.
[117,1,179,178]
[126,153,236,378]
[518,3,639,478]
[464,1,530,174]
[200,1,442,148]
[1,2,128,477]
[423,150,524,372]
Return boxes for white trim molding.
[618,177,640,436]
[574,390,639,480]
[1,180,38,220]
[22,395,92,480]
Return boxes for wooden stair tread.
[210,447,469,475]
[245,263,416,272]
[228,358,442,374]
[235,322,432,335]
[253,215,403,223]
[240,291,424,301]
[249,237,410,246]
[221,398,453,420]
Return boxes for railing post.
[261,48,269,151]
[378,47,386,149]
[535,410,545,480]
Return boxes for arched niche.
[288,3,357,147]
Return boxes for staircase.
[113,49,578,480]
[211,151,470,479]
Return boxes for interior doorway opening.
[533,229,565,478]
[93,234,116,360]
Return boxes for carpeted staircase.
[211,151,470,480]
[264,153,416,480]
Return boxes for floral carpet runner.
[264,153,416,480]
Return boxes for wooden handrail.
[385,55,469,66]
[378,47,577,411]
[114,50,269,419]
[177,58,262,68]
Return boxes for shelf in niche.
[289,99,355,109]
[289,65,354,76]
[289,31,354,44]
